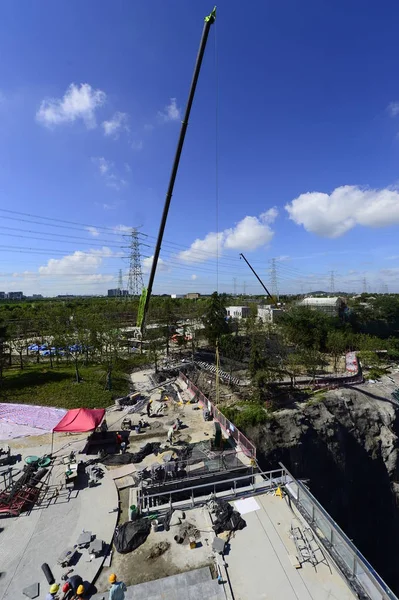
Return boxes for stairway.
[125,566,225,600]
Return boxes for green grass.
[223,403,270,429]
[0,362,132,409]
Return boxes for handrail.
[141,467,284,503]
[281,463,398,600]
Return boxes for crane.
[138,7,217,335]
[239,253,274,302]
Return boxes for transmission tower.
[329,270,335,294]
[118,269,123,292]
[270,258,279,301]
[127,229,144,297]
[233,277,237,296]
[362,277,367,294]
[243,281,246,295]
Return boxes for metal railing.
[140,467,285,511]
[178,372,257,459]
[282,464,398,600]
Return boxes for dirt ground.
[96,504,215,590]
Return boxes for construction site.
[0,363,396,600]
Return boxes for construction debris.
[146,541,171,559]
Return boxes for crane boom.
[239,253,274,300]
[139,7,217,334]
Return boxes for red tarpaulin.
[53,408,105,433]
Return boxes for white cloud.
[38,247,113,276]
[92,157,127,191]
[224,209,277,251]
[103,202,119,210]
[388,102,399,117]
[178,232,223,263]
[285,185,399,238]
[102,112,129,137]
[86,226,100,237]
[191,274,197,280]
[124,163,132,173]
[143,255,168,273]
[0,91,5,104]
[178,208,278,263]
[131,140,143,151]
[36,83,106,128]
[112,224,132,233]
[158,98,181,122]
[92,157,111,175]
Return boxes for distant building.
[257,305,284,323]
[7,291,23,300]
[31,294,43,299]
[0,292,5,299]
[298,296,345,317]
[107,289,128,297]
[171,294,184,299]
[226,306,250,319]
[185,293,201,300]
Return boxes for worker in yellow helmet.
[76,584,85,598]
[46,583,60,600]
[108,574,127,600]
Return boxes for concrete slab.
[22,583,40,599]
[109,464,137,480]
[90,567,224,600]
[225,492,356,600]
[0,458,119,600]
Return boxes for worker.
[108,574,127,600]
[76,584,85,598]
[146,399,152,417]
[61,574,83,600]
[120,440,127,454]
[115,431,122,450]
[167,426,175,444]
[46,583,60,600]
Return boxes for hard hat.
[62,583,70,593]
[109,573,117,583]
[50,584,60,594]
[77,584,85,595]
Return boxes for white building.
[226,306,250,319]
[257,305,283,323]
[298,296,345,316]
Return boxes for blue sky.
[1,0,399,296]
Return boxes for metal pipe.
[141,7,216,334]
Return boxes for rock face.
[246,388,399,593]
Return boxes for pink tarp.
[53,408,105,433]
[0,404,67,440]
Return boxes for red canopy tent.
[51,408,105,454]
[53,408,105,433]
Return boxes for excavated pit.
[245,388,399,594]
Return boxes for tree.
[219,334,245,384]
[284,353,303,388]
[326,330,347,373]
[301,347,325,383]
[248,333,267,378]
[0,321,8,388]
[202,292,229,348]
[280,306,335,351]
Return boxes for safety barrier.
[282,464,398,600]
[178,372,257,459]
